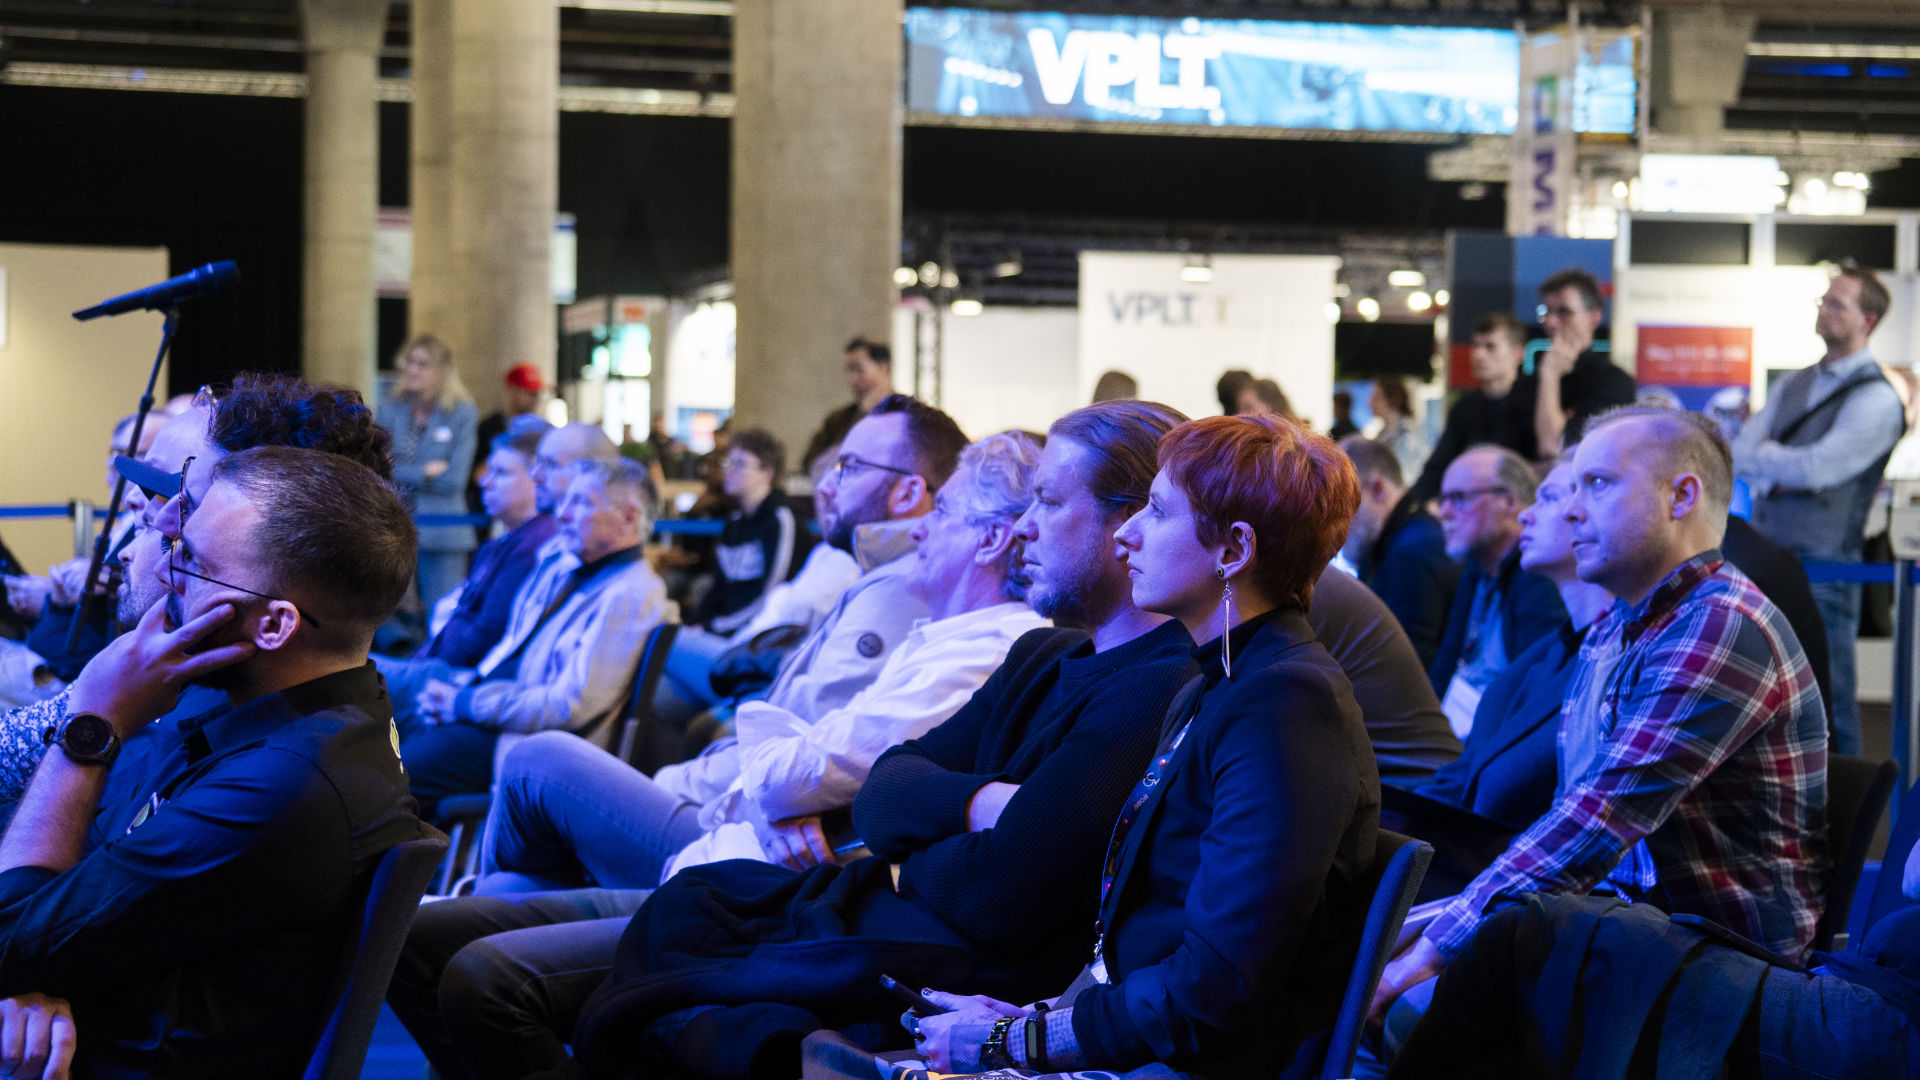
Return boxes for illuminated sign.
[905,8,1636,138]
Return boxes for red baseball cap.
[505,364,546,393]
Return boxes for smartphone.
[879,974,948,1017]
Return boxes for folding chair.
[1319,830,1433,1080]
[302,829,450,1080]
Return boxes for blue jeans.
[477,730,708,893]
[1810,579,1862,757]
[662,626,733,712]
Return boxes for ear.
[888,474,930,517]
[250,600,301,653]
[1367,475,1391,503]
[1670,472,1704,522]
[973,519,1017,567]
[1216,521,1258,581]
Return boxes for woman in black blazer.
[912,414,1382,1080]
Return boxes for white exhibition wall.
[1613,264,1920,404]
[0,243,171,575]
[890,305,1081,439]
[1078,252,1341,430]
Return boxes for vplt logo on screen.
[1027,29,1223,111]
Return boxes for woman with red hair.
[911,414,1381,1080]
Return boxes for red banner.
[1636,326,1753,387]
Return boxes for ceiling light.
[1357,297,1381,322]
[993,253,1023,278]
[950,298,984,317]
[1611,180,1630,199]
[893,266,918,287]
[1180,254,1214,284]
[1333,283,1351,298]
[1407,291,1433,312]
[918,262,941,287]
[940,270,960,289]
[1434,289,1450,307]
[1388,270,1426,288]
[1325,302,1343,324]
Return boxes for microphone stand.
[65,305,179,655]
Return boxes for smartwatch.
[44,712,121,767]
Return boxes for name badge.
[433,426,453,443]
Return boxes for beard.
[824,484,894,553]
[1027,539,1127,630]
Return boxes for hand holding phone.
[879,974,948,1017]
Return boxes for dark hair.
[1249,378,1296,420]
[1332,390,1353,412]
[1374,376,1412,417]
[867,394,970,490]
[1339,434,1404,489]
[1048,400,1189,518]
[1837,259,1893,327]
[1159,415,1361,612]
[846,337,892,367]
[729,427,787,482]
[1583,405,1734,515]
[208,374,395,480]
[1472,311,1529,348]
[1091,370,1138,403]
[212,446,416,649]
[1540,268,1605,316]
[1216,369,1254,416]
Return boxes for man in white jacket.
[389,430,1049,1080]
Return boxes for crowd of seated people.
[2,368,1917,1080]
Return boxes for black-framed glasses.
[1437,486,1511,510]
[833,453,912,482]
[168,455,321,628]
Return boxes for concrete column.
[448,0,558,416]
[1651,7,1755,142]
[732,0,903,458]
[299,0,389,395]
[407,0,455,350]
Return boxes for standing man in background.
[1531,269,1637,456]
[803,338,895,472]
[1410,313,1534,503]
[1734,261,1906,756]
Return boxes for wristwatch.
[981,1014,1019,1070]
[44,712,121,767]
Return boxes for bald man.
[1371,406,1827,1050]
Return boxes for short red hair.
[1158,414,1361,611]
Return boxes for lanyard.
[1090,693,1203,976]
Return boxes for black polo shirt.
[0,662,422,1079]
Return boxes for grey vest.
[1751,363,1900,559]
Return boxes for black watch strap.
[44,712,121,766]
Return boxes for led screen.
[905,8,1635,137]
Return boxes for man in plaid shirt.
[1371,406,1828,1027]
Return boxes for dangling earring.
[1216,568,1235,679]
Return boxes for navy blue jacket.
[1072,609,1380,1080]
[1357,498,1458,671]
[420,513,556,668]
[1420,620,1584,829]
[1428,546,1567,697]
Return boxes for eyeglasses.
[832,453,912,482]
[1437,486,1511,510]
[168,455,322,628]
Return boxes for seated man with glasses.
[1428,444,1565,740]
[0,446,426,1079]
[393,457,671,820]
[0,374,395,811]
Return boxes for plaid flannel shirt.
[1427,550,1829,960]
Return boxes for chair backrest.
[1320,830,1433,1080]
[303,829,451,1080]
[1819,754,1898,950]
[1854,769,1920,942]
[615,621,681,768]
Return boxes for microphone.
[73,261,239,321]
